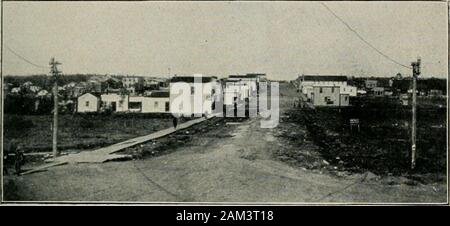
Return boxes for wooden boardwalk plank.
[21,115,214,175]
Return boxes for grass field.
[284,96,447,182]
[3,113,174,153]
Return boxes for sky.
[2,1,448,80]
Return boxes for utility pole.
[50,58,62,159]
[411,58,420,169]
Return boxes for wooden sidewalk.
[21,115,213,175]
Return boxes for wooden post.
[50,58,62,159]
[411,58,420,169]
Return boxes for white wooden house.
[128,91,170,113]
[297,75,356,100]
[169,74,221,116]
[77,93,100,112]
[100,93,129,112]
[311,85,349,107]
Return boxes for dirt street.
[3,83,447,203]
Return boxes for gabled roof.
[301,75,348,82]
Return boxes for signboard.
[350,119,359,125]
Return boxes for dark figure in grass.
[14,145,24,175]
[3,139,24,175]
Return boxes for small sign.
[350,119,359,124]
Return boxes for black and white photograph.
[0,0,448,206]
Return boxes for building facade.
[77,93,100,112]
[297,75,354,100]
[100,93,129,112]
[169,74,221,116]
[128,91,170,113]
[311,85,349,107]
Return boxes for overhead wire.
[320,2,412,69]
[4,45,48,70]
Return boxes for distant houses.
[7,72,445,115]
[364,79,378,89]
[77,90,170,114]
[372,87,385,96]
[297,75,356,107]
[122,76,144,94]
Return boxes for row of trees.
[4,94,75,115]
[4,74,93,91]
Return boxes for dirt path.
[3,83,447,203]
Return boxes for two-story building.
[311,85,349,107]
[169,74,221,116]
[122,76,144,94]
[297,75,356,101]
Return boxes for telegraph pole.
[411,58,420,169]
[50,58,62,159]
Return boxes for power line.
[4,45,48,69]
[320,2,412,69]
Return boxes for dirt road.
[3,83,447,203]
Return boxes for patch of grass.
[286,98,446,181]
[3,114,172,153]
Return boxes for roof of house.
[228,74,264,79]
[246,73,266,76]
[149,91,170,98]
[170,76,215,83]
[78,92,100,99]
[301,75,348,82]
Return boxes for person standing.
[14,145,24,175]
[172,115,178,129]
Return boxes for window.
[345,96,348,101]
[165,101,170,111]
[129,102,142,110]
[85,101,89,107]
[320,88,323,93]
[332,87,335,93]
[191,86,195,95]
[154,101,158,108]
